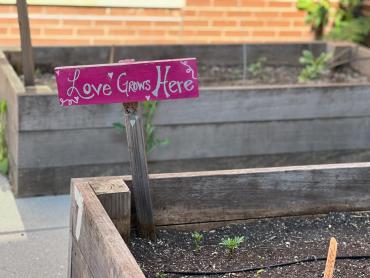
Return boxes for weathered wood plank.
[72,163,370,226]
[123,103,155,239]
[16,149,370,197]
[351,45,370,77]
[89,178,131,242]
[70,180,144,278]
[125,162,370,225]
[18,84,370,131]
[17,116,370,168]
[16,0,35,86]
[70,235,94,278]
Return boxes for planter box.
[69,162,370,277]
[1,42,370,196]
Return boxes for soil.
[199,65,369,86]
[130,211,370,277]
[22,65,369,90]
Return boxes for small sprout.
[191,231,204,251]
[248,57,266,77]
[298,50,332,82]
[156,272,167,278]
[219,236,245,253]
[255,269,266,277]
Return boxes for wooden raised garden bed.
[70,162,370,277]
[1,42,370,196]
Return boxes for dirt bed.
[130,211,370,277]
[199,65,369,86]
[21,64,369,91]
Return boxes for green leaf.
[0,158,8,175]
[112,122,125,134]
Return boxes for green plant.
[143,101,170,154]
[113,101,169,156]
[191,231,204,251]
[219,236,245,253]
[155,272,167,278]
[0,100,8,175]
[255,269,266,277]
[248,57,266,77]
[298,50,332,82]
[297,0,331,40]
[327,0,370,44]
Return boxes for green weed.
[298,50,332,82]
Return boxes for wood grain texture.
[16,0,34,86]
[17,116,370,168]
[73,162,370,226]
[17,84,370,131]
[125,163,370,225]
[90,178,131,242]
[123,103,155,239]
[70,235,94,278]
[15,149,370,197]
[351,45,370,77]
[70,180,144,278]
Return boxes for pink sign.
[54,58,199,106]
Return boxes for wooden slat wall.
[124,163,370,225]
[69,180,144,278]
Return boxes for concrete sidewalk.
[0,175,69,278]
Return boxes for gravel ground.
[130,211,370,278]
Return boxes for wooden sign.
[54,58,199,106]
[323,237,338,278]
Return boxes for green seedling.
[298,50,332,82]
[156,272,167,278]
[219,236,245,253]
[248,57,266,77]
[255,269,266,277]
[191,231,204,251]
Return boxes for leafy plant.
[219,236,245,253]
[255,269,266,277]
[191,231,204,251]
[298,50,332,82]
[113,101,169,156]
[143,101,170,155]
[327,0,370,44]
[0,100,8,175]
[297,0,331,40]
[155,272,167,278]
[248,57,266,77]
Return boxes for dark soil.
[22,64,369,91]
[130,211,370,277]
[199,65,369,86]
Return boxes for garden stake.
[54,58,199,240]
[323,237,337,278]
[16,0,35,86]
[123,101,156,240]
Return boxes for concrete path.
[0,175,69,278]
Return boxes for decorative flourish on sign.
[181,60,197,80]
[60,96,79,106]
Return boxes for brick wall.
[0,0,343,47]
